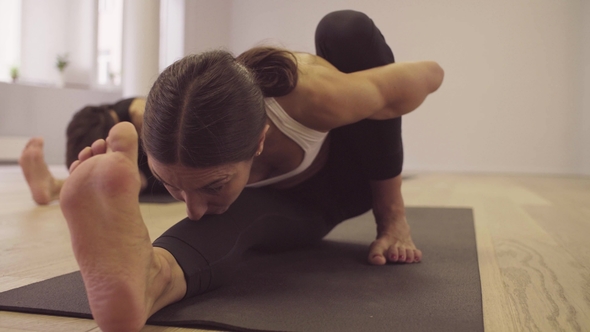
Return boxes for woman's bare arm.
[288,54,444,131]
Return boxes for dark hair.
[66,105,115,168]
[236,46,298,97]
[143,47,298,168]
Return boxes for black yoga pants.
[153,10,404,299]
[315,10,403,180]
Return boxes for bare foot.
[60,122,186,331]
[368,217,423,265]
[19,137,63,205]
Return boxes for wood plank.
[0,311,97,331]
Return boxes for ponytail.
[236,46,298,97]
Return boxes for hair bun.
[236,47,298,97]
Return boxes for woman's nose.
[184,193,208,220]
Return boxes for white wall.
[20,0,96,87]
[228,0,586,175]
[160,0,185,71]
[20,0,67,85]
[0,0,21,82]
[121,0,160,97]
[64,0,96,87]
[184,0,231,55]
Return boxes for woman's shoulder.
[130,98,146,111]
[277,53,344,131]
[292,53,346,97]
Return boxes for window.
[0,0,21,82]
[160,0,185,72]
[97,0,123,86]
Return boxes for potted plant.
[10,66,19,83]
[56,53,69,87]
[56,53,69,72]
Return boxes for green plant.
[56,53,69,72]
[10,66,19,81]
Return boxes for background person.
[19,97,167,205]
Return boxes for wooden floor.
[0,165,589,331]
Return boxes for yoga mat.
[0,207,483,332]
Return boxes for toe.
[405,249,415,263]
[25,138,34,148]
[91,139,107,155]
[31,137,44,147]
[25,137,42,148]
[387,246,400,262]
[368,240,388,265]
[398,249,406,262]
[414,249,423,262]
[369,253,387,265]
[106,122,138,161]
[78,147,93,162]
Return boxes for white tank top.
[247,98,328,187]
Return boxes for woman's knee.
[315,10,375,49]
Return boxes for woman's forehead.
[148,157,235,184]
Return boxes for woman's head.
[66,105,116,168]
[143,48,297,220]
[143,47,298,168]
[143,50,267,168]
[143,50,266,219]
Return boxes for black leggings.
[153,10,403,299]
[316,10,403,180]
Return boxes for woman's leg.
[19,137,65,205]
[315,11,421,265]
[315,10,394,73]
[153,187,331,298]
[60,122,186,331]
[315,10,403,181]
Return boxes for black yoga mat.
[0,207,483,332]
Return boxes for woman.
[60,10,444,332]
[19,97,167,205]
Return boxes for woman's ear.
[255,124,270,156]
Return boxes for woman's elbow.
[428,62,444,93]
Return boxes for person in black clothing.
[19,97,167,205]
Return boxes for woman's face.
[148,157,254,220]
